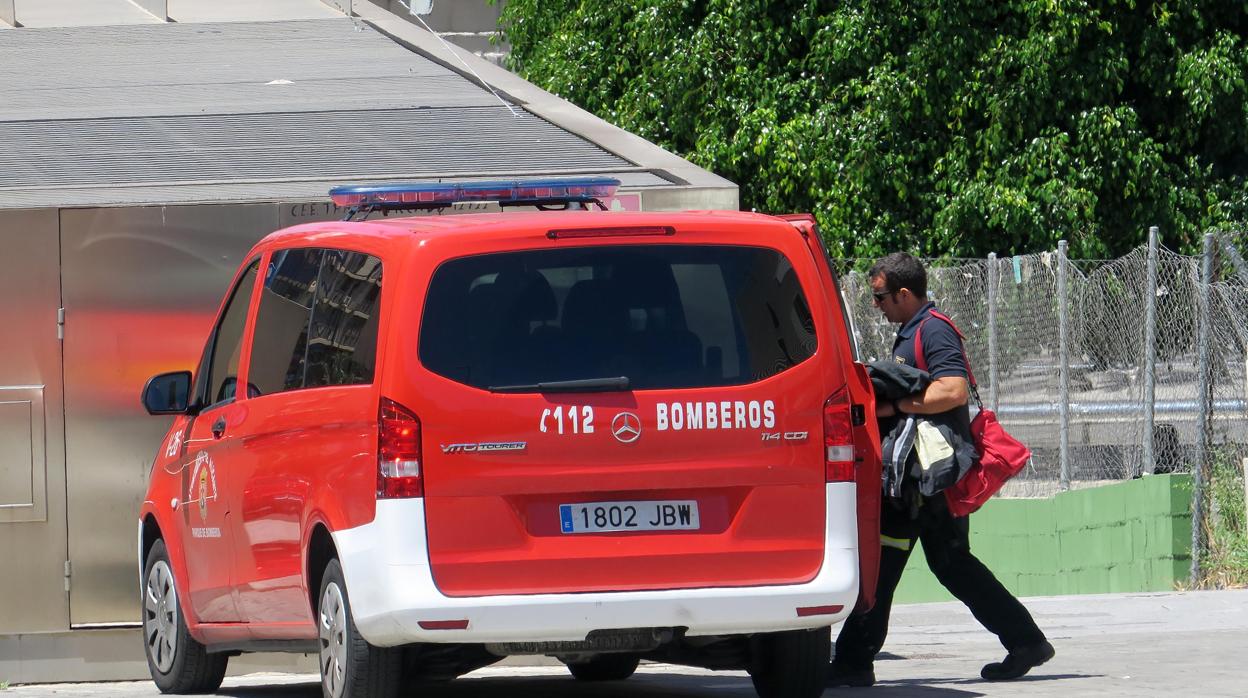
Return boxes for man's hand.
[876,397,896,418]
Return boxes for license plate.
[559,500,700,534]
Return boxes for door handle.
[211,417,227,439]
[850,404,867,426]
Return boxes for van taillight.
[824,388,855,482]
[378,397,422,498]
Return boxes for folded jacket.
[870,361,976,500]
[868,359,930,400]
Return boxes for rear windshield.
[420,244,817,391]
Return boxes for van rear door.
[412,238,853,597]
[781,213,883,612]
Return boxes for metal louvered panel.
[166,0,343,24]
[0,76,495,122]
[0,107,632,190]
[0,19,497,121]
[0,17,694,211]
[0,172,676,209]
[10,0,162,28]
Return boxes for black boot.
[980,640,1055,681]
[828,660,875,687]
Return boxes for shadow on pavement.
[833,686,984,697]
[219,674,745,697]
[218,683,320,698]
[851,672,1098,696]
[212,671,1070,698]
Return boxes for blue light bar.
[329,177,621,210]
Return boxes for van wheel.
[748,628,830,698]
[566,653,641,681]
[318,559,401,698]
[141,539,228,694]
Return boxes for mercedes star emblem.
[611,412,642,444]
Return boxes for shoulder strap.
[913,310,978,389]
[913,319,928,372]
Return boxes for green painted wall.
[894,474,1192,603]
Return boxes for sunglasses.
[872,289,896,301]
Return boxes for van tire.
[317,559,401,698]
[748,628,830,698]
[141,539,228,694]
[566,653,641,681]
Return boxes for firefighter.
[830,252,1054,687]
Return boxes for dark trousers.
[834,496,1046,667]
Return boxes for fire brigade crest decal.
[187,451,219,536]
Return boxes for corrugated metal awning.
[1,107,633,188]
[0,18,690,210]
[0,19,498,121]
[0,172,675,210]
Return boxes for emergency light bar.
[329,177,621,220]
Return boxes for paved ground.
[6,589,1245,697]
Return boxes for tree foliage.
[500,0,1248,258]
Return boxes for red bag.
[915,311,1031,517]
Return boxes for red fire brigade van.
[137,178,881,698]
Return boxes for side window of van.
[248,248,382,395]
[306,250,382,387]
[202,259,260,407]
[249,249,323,395]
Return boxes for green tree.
[501,0,1248,258]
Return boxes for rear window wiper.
[488,376,631,393]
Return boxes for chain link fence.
[836,232,1248,517]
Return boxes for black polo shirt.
[890,302,973,441]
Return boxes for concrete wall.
[370,0,507,63]
[896,474,1192,603]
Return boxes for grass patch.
[1201,452,1248,588]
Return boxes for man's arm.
[898,376,969,414]
[875,377,969,416]
[878,316,972,417]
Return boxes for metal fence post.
[1221,234,1248,285]
[1058,241,1071,490]
[1191,232,1215,586]
[1243,458,1248,541]
[1142,227,1159,476]
[987,253,1000,412]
